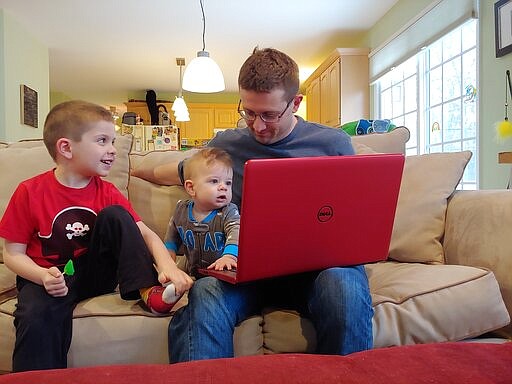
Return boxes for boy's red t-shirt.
[0,170,140,268]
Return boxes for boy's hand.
[158,268,193,297]
[43,267,68,297]
[207,255,237,271]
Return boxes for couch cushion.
[255,262,510,353]
[444,190,512,338]
[351,126,410,155]
[0,290,189,371]
[0,134,132,262]
[389,151,472,264]
[0,264,16,304]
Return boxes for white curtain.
[369,0,477,83]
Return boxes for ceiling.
[0,0,398,109]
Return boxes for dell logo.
[317,206,334,222]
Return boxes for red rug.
[1,342,511,383]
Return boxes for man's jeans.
[168,265,373,362]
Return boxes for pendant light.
[173,57,190,122]
[182,0,225,93]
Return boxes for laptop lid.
[199,153,404,284]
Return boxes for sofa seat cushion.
[0,289,189,371]
[368,261,509,346]
[244,261,509,354]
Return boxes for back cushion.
[352,126,410,155]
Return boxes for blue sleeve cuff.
[165,241,179,252]
[223,244,238,257]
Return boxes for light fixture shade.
[174,110,190,122]
[182,51,225,93]
[172,96,188,114]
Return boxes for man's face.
[239,88,301,145]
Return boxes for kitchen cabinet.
[306,76,321,124]
[125,101,238,140]
[214,104,239,128]
[303,48,369,127]
[175,107,214,140]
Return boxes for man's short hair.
[238,47,299,101]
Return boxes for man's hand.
[207,255,237,271]
[43,267,68,297]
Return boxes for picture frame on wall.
[495,0,512,58]
[20,84,38,128]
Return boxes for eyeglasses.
[237,98,294,123]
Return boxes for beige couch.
[0,127,510,372]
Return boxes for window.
[373,19,478,190]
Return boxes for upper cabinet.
[304,48,369,127]
[125,101,238,140]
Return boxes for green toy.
[63,260,75,276]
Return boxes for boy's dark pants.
[12,205,159,372]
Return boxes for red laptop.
[199,153,404,284]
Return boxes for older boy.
[0,100,192,372]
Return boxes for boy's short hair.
[238,47,299,101]
[184,147,233,180]
[43,100,114,160]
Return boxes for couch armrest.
[444,190,512,335]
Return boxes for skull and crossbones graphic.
[65,222,90,240]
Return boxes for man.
[160,48,373,362]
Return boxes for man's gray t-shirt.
[207,116,354,208]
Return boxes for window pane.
[443,28,461,61]
[392,115,404,127]
[391,67,403,85]
[404,75,417,113]
[429,144,442,153]
[392,84,404,116]
[444,141,462,152]
[429,40,443,67]
[463,101,476,138]
[429,105,442,145]
[430,67,443,106]
[443,57,461,101]
[443,100,462,142]
[381,88,392,118]
[404,112,417,149]
[463,139,476,182]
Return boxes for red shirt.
[0,170,140,268]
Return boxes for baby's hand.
[42,267,68,297]
[207,255,237,271]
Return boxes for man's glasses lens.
[238,99,293,123]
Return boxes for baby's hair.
[43,100,114,161]
[184,147,233,180]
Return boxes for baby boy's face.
[190,161,233,211]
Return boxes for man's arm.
[131,161,182,185]
[130,149,200,186]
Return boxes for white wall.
[0,9,49,142]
